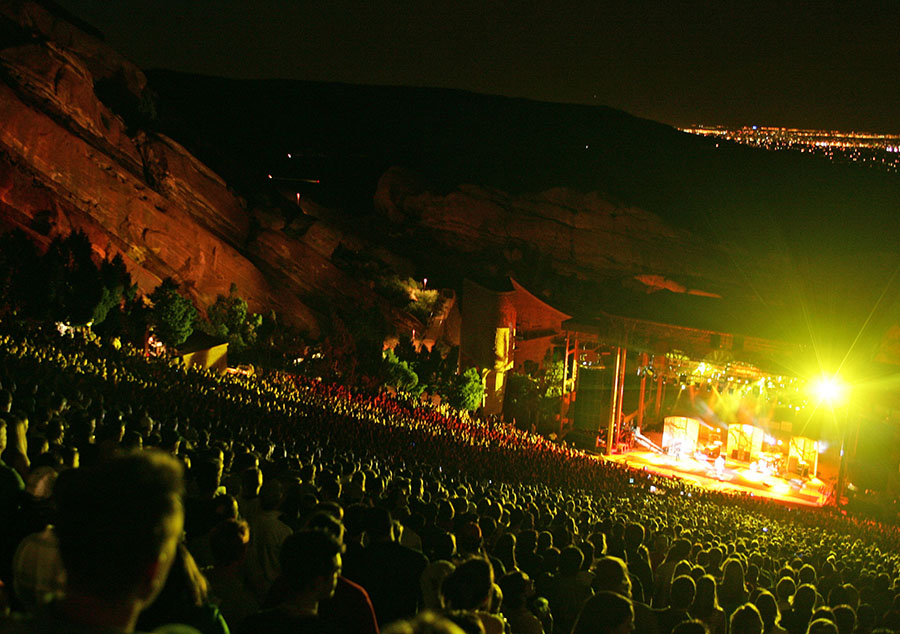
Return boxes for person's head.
[806,619,838,634]
[694,574,721,614]
[592,556,632,598]
[730,603,764,634]
[55,451,184,607]
[259,479,285,512]
[366,507,396,542]
[624,522,645,550]
[572,591,634,634]
[832,605,856,634]
[754,590,781,628]
[671,575,697,610]
[442,558,494,611]
[667,538,693,563]
[793,584,818,613]
[798,564,817,586]
[560,546,585,576]
[209,519,251,567]
[723,558,746,588]
[193,459,222,495]
[828,584,851,607]
[672,620,710,634]
[305,510,346,544]
[498,571,534,611]
[279,529,343,601]
[776,576,796,602]
[856,604,876,631]
[240,467,263,498]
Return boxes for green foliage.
[407,287,439,323]
[507,357,574,428]
[148,277,197,347]
[373,275,439,324]
[374,275,412,307]
[94,254,136,325]
[447,366,485,412]
[382,348,422,395]
[0,230,134,326]
[40,230,104,325]
[241,309,308,368]
[93,294,147,345]
[542,360,566,398]
[204,283,262,353]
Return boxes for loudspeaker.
[572,367,613,432]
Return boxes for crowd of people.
[0,320,900,634]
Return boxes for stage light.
[810,375,847,405]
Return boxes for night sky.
[56,1,900,132]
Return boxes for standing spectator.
[499,572,543,634]
[718,559,749,618]
[754,590,789,634]
[593,556,659,634]
[654,539,692,609]
[573,591,635,634]
[691,575,727,634]
[625,523,654,605]
[238,530,342,634]
[730,604,764,634]
[205,519,259,627]
[782,585,818,634]
[244,479,292,602]
[344,507,428,627]
[656,575,696,634]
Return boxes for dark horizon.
[54,0,900,134]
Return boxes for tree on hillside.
[39,230,103,325]
[342,308,392,385]
[447,367,485,412]
[204,283,262,353]
[0,229,135,326]
[382,347,422,395]
[0,229,40,315]
[94,253,137,325]
[148,277,197,347]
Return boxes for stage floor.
[603,449,829,507]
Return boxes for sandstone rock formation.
[0,0,403,337]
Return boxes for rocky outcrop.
[0,0,401,337]
[374,166,748,293]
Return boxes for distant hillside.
[145,70,900,379]
[147,70,900,258]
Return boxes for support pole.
[606,346,622,455]
[638,352,648,432]
[615,348,627,447]
[654,357,665,418]
[560,332,571,436]
[835,423,847,507]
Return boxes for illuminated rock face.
[0,1,401,336]
[0,1,752,342]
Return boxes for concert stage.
[603,449,830,507]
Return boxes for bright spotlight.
[811,375,846,405]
